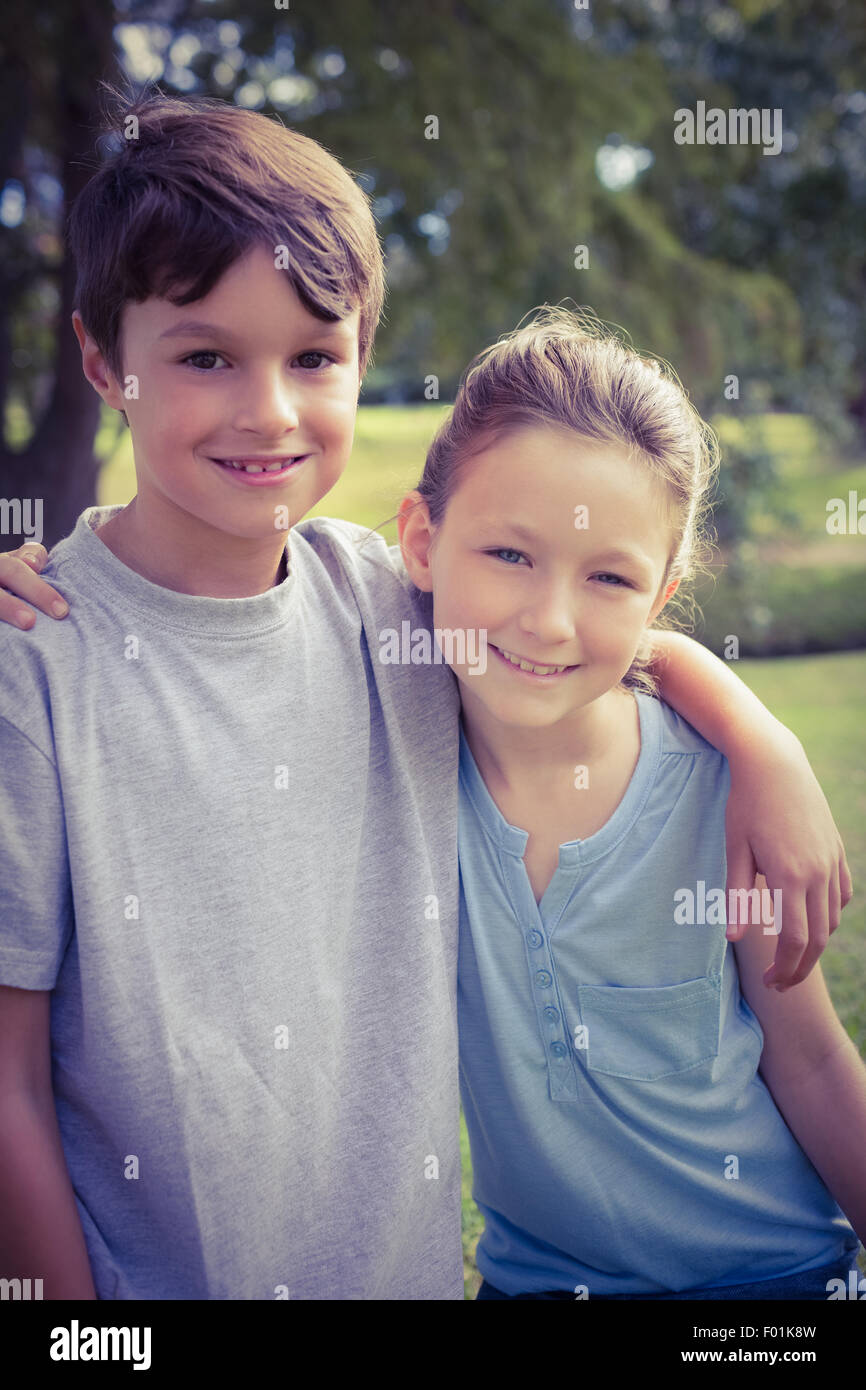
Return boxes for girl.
[398,308,866,1300]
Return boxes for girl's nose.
[518,581,578,645]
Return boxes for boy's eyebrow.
[157,318,353,342]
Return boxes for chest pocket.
[576,976,722,1081]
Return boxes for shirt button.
[543,1006,559,1022]
[550,1041,568,1058]
[535,970,553,989]
[527,930,544,949]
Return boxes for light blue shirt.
[457,690,858,1296]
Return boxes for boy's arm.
[0,544,67,627]
[651,631,852,989]
[0,986,97,1298]
[733,890,866,1247]
[0,706,92,1295]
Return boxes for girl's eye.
[488,548,527,566]
[182,351,227,371]
[593,572,631,587]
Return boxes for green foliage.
[695,562,866,655]
[709,414,795,561]
[5,0,865,450]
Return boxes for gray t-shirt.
[0,506,462,1300]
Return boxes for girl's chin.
[460,691,583,728]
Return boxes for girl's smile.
[489,642,580,680]
[401,423,679,744]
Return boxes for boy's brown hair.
[67,85,385,381]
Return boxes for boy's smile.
[73,244,361,597]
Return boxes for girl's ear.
[398,492,435,592]
[649,577,679,625]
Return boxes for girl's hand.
[0,544,67,628]
[725,725,852,989]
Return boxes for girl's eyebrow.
[591,547,650,568]
[475,520,539,542]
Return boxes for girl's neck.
[460,685,638,796]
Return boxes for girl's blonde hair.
[412,305,720,694]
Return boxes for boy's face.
[402,425,678,733]
[76,243,361,555]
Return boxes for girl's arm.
[0,544,65,628]
[651,631,852,990]
[732,886,866,1247]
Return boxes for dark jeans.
[475,1253,863,1300]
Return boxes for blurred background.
[0,0,863,1295]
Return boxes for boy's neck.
[95,497,289,597]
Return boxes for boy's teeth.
[222,458,293,473]
[499,647,568,675]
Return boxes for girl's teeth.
[499,647,568,675]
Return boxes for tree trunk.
[0,0,118,550]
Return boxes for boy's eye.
[295,352,332,369]
[180,350,333,371]
[487,548,527,566]
[182,351,227,371]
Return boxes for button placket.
[500,846,582,1103]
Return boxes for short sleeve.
[0,715,74,989]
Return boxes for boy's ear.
[397,491,435,593]
[71,311,127,412]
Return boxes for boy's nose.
[232,372,301,436]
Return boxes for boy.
[0,90,852,1300]
[0,91,463,1301]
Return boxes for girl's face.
[400,424,679,732]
